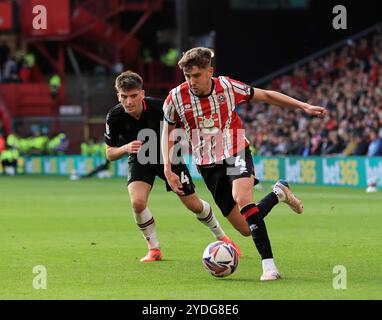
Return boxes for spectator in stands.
[325,131,345,155]
[80,138,96,156]
[15,44,27,71]
[49,74,61,99]
[0,134,5,152]
[24,51,36,69]
[0,145,19,175]
[29,131,48,155]
[6,132,19,150]
[342,131,358,156]
[161,48,179,67]
[2,54,18,83]
[19,62,31,83]
[287,131,305,155]
[0,40,10,69]
[367,130,382,156]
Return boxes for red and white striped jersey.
[163,76,254,165]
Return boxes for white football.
[202,241,239,277]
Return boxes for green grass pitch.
[0,176,381,300]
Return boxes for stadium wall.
[8,156,382,189]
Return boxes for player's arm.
[251,88,327,117]
[104,111,143,161]
[161,121,184,196]
[105,141,142,162]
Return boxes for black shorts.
[127,160,195,196]
[197,147,259,217]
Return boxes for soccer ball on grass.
[202,241,239,277]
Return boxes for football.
[202,241,239,277]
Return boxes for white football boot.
[260,270,282,281]
[273,179,304,214]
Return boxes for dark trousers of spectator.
[1,160,17,175]
[83,160,110,178]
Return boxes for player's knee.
[131,199,147,213]
[234,195,253,208]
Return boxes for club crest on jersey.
[218,94,225,104]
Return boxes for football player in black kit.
[104,71,239,262]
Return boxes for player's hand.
[301,103,327,118]
[125,140,143,154]
[164,169,185,196]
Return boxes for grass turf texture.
[0,176,381,300]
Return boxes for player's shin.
[134,208,160,249]
[257,192,279,218]
[240,203,273,260]
[195,200,226,239]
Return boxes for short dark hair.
[178,47,214,71]
[115,71,143,92]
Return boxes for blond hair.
[178,47,214,71]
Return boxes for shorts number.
[235,156,246,169]
[180,171,190,185]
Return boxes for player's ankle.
[273,186,286,202]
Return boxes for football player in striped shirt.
[104,71,237,263]
[162,47,327,280]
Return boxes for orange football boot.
[140,248,163,262]
[219,235,242,257]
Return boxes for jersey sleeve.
[163,93,180,125]
[104,113,119,147]
[227,77,254,105]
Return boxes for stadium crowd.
[240,32,382,157]
[2,130,68,155]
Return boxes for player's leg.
[178,193,225,239]
[179,192,240,244]
[232,176,280,280]
[179,192,241,255]
[226,147,282,280]
[224,190,295,234]
[159,163,236,247]
[127,162,162,262]
[225,204,251,236]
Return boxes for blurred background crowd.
[240,33,382,157]
[0,0,381,166]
